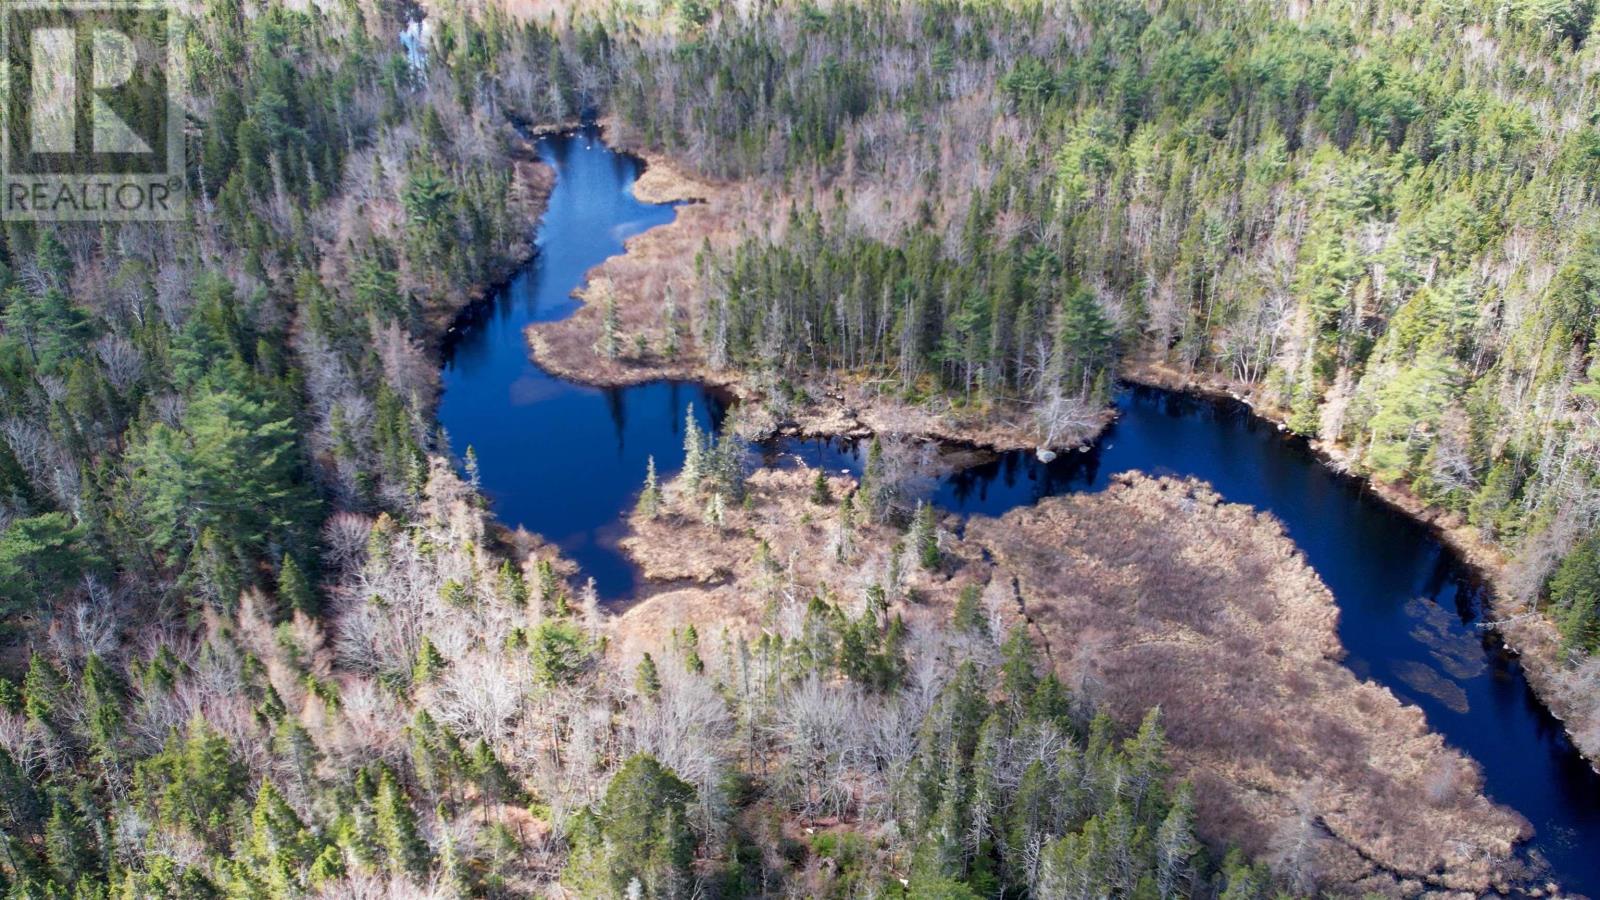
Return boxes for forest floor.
[1121,353,1600,772]
[610,466,1535,897]
[524,126,1109,453]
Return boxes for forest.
[0,0,1595,896]
[507,0,1600,678]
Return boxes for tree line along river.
[438,125,1600,895]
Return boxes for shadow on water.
[439,124,728,599]
[439,129,1600,895]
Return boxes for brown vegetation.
[525,128,1107,452]
[967,476,1528,894]
[613,467,1530,895]
[1122,354,1600,772]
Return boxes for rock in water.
[1035,448,1057,463]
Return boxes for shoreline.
[418,121,1590,890]
[610,467,1532,893]
[523,124,1109,454]
[422,125,565,352]
[520,124,1598,771]
[1120,355,1600,773]
[448,121,1599,774]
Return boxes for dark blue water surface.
[439,126,727,598]
[441,129,1600,893]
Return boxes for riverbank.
[1120,354,1600,772]
[523,125,1600,771]
[611,465,1533,895]
[523,126,1108,453]
[417,131,555,347]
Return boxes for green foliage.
[129,385,318,603]
[276,556,317,618]
[134,719,248,848]
[912,501,940,570]
[0,514,102,614]
[413,636,448,685]
[565,754,697,898]
[809,469,833,505]
[374,768,427,879]
[530,620,592,687]
[637,456,663,520]
[635,652,663,699]
[1551,533,1600,652]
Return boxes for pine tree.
[703,492,726,527]
[836,492,857,562]
[596,284,620,359]
[469,739,517,806]
[81,654,125,762]
[244,780,320,891]
[44,799,97,888]
[1154,784,1199,899]
[913,501,940,570]
[276,556,317,618]
[374,768,427,880]
[810,469,832,505]
[683,404,704,488]
[952,584,988,637]
[23,654,65,733]
[413,636,447,684]
[0,513,102,613]
[635,653,662,698]
[681,624,705,674]
[637,456,662,519]
[860,437,889,521]
[564,754,696,897]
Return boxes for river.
[439,124,1600,894]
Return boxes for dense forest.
[496,0,1600,667]
[0,0,1304,896]
[0,0,1597,895]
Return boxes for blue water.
[440,128,1600,894]
[439,126,727,598]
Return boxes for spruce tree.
[637,456,662,519]
[276,556,317,618]
[374,768,427,880]
[810,469,832,505]
[912,500,940,570]
[413,636,447,685]
[683,404,704,488]
[635,653,662,698]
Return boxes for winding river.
[440,125,1600,894]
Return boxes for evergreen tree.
[565,754,696,898]
[912,501,940,570]
[637,456,662,519]
[635,653,662,699]
[374,768,427,880]
[276,556,317,618]
[44,799,97,888]
[810,469,832,505]
[0,514,102,614]
[683,404,705,488]
[413,636,448,684]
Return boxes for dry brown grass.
[611,469,1528,894]
[1124,354,1600,774]
[965,476,1527,894]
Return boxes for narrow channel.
[439,125,1600,894]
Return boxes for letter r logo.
[28,26,151,155]
[2,0,186,222]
